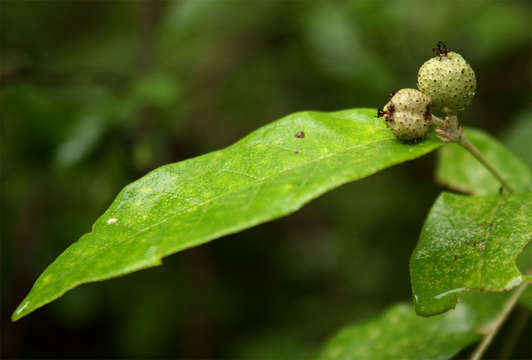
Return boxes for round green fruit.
[378,88,432,142]
[417,51,476,113]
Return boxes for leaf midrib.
[30,131,402,303]
[34,136,399,295]
[104,136,396,251]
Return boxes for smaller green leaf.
[317,291,508,360]
[410,192,532,316]
[517,244,532,310]
[520,288,532,310]
[503,108,532,168]
[436,127,532,195]
[55,113,106,167]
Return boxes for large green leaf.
[318,291,508,360]
[410,192,532,316]
[12,108,442,321]
[436,127,532,195]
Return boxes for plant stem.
[457,136,515,194]
[468,282,529,360]
[497,306,530,359]
[432,113,515,193]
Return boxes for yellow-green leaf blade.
[12,108,442,321]
[410,192,532,316]
[436,127,532,195]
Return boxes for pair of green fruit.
[379,44,477,142]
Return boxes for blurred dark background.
[1,0,531,358]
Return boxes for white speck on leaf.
[107,218,118,224]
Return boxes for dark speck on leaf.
[295,131,305,139]
[294,151,299,154]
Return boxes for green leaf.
[12,108,442,321]
[503,107,532,168]
[517,243,532,310]
[435,125,532,311]
[55,112,106,167]
[520,287,532,310]
[318,291,508,360]
[436,127,532,195]
[410,192,532,316]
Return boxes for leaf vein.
[99,137,396,249]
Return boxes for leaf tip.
[11,300,30,322]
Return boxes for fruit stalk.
[432,114,515,194]
[456,135,515,194]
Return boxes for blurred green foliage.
[1,0,530,358]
